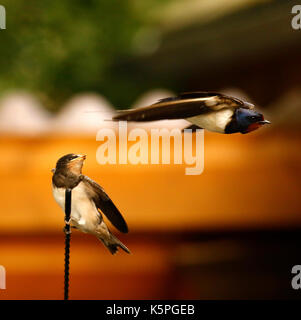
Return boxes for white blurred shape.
[133,89,174,109]
[130,89,189,131]
[0,92,51,136]
[52,94,115,135]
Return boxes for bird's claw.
[63,220,72,234]
[63,226,72,235]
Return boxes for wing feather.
[82,175,128,233]
[113,92,248,122]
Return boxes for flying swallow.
[52,154,130,255]
[113,92,270,134]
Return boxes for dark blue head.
[225,108,270,134]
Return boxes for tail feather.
[98,234,131,255]
[112,110,133,121]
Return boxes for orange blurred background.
[1,127,301,300]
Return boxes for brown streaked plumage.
[52,154,130,255]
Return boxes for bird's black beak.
[258,120,271,125]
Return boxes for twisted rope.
[64,189,72,300]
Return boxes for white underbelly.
[187,108,232,133]
[52,182,100,233]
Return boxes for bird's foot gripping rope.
[64,189,72,300]
[64,226,71,235]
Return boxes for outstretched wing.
[113,92,249,122]
[82,175,128,233]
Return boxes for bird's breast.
[187,108,233,133]
[52,185,66,210]
[52,182,100,233]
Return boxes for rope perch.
[64,189,72,300]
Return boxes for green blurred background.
[1,0,300,111]
[0,0,168,110]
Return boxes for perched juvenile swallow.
[113,92,270,134]
[52,154,130,255]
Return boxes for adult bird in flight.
[113,92,270,134]
[52,154,130,255]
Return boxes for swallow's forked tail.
[97,233,131,255]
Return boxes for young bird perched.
[113,92,270,134]
[52,154,130,255]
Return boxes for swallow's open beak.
[259,120,271,125]
[71,154,86,162]
[77,154,87,160]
